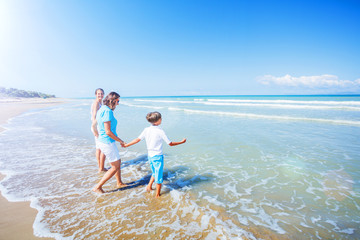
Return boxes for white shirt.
[138,125,171,157]
[90,102,102,120]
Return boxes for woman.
[92,92,126,193]
[91,88,106,172]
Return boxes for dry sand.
[0,98,66,240]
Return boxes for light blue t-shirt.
[96,105,118,144]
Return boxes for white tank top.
[91,102,102,120]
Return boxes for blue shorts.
[148,155,164,184]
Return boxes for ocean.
[0,95,359,239]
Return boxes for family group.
[90,88,186,198]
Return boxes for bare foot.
[117,183,127,188]
[92,187,104,194]
[146,186,153,192]
[98,168,108,173]
[155,194,160,198]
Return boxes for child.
[124,111,186,198]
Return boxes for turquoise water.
[0,95,359,239]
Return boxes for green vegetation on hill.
[0,87,56,98]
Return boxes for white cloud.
[258,74,360,89]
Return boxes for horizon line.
[76,93,360,99]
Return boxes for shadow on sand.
[121,154,148,168]
[107,157,213,194]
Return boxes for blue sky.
[0,0,360,98]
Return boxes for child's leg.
[146,176,155,192]
[147,155,164,196]
[155,183,162,198]
[147,156,156,192]
[153,155,164,198]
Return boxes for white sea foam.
[311,216,322,224]
[200,101,360,111]
[168,107,360,127]
[201,99,360,106]
[130,98,360,111]
[134,98,360,106]
[119,103,360,127]
[134,99,193,104]
[120,101,164,109]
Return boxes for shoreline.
[0,98,66,240]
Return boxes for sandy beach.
[0,98,65,240]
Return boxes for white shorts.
[97,141,121,163]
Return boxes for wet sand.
[0,98,66,240]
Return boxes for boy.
[124,111,186,198]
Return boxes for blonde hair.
[103,92,120,110]
[146,111,162,123]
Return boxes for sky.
[0,0,360,98]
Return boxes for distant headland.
[0,87,56,98]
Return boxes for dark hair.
[146,111,162,123]
[103,92,120,110]
[95,88,104,95]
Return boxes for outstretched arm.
[124,138,141,148]
[169,138,186,146]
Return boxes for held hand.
[120,141,126,148]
